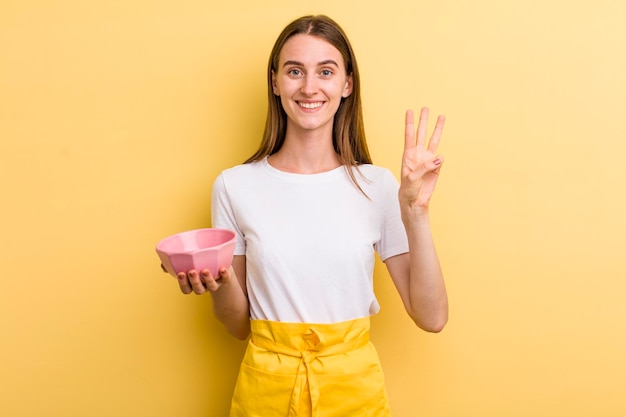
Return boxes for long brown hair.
[245,15,372,191]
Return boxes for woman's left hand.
[399,107,445,213]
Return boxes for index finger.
[177,272,193,294]
[428,114,446,153]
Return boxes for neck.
[269,128,340,174]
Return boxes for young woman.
[174,14,448,417]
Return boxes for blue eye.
[288,69,302,76]
[321,69,332,77]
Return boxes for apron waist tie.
[251,327,371,417]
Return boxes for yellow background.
[2,1,625,416]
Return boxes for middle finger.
[417,107,430,148]
[187,270,206,294]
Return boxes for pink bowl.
[156,228,237,278]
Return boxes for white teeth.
[299,102,323,109]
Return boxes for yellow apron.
[229,317,391,417]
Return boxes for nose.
[300,74,318,96]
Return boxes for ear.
[271,70,280,96]
[342,74,354,98]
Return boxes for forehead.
[279,34,345,67]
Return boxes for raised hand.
[400,107,445,213]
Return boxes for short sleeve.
[376,170,409,261]
[211,172,246,255]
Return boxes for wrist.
[401,203,431,223]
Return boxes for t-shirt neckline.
[261,156,346,183]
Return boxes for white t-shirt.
[211,157,409,324]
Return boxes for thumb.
[429,155,444,171]
[411,155,444,179]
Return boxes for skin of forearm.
[210,280,251,340]
[402,210,449,332]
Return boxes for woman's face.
[272,34,353,136]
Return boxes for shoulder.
[357,163,394,176]
[221,160,264,177]
[350,164,399,202]
[355,164,398,186]
[212,161,266,199]
[215,160,264,184]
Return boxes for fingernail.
[433,158,442,165]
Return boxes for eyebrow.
[282,59,340,68]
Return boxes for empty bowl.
[156,228,237,278]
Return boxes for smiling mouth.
[298,101,323,109]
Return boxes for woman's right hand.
[163,256,250,339]
[175,267,234,295]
